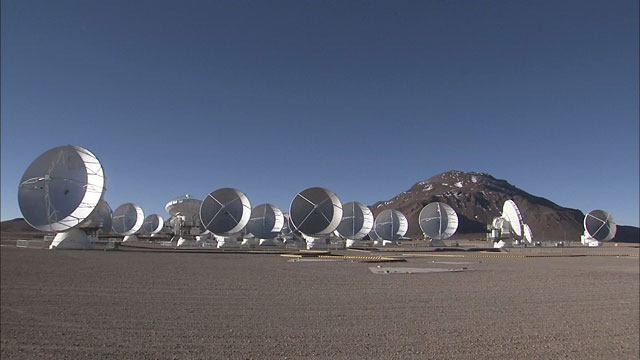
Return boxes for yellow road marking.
[346,248,373,252]
[318,255,398,261]
[281,254,399,261]
[402,253,639,259]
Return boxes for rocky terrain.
[1,245,638,359]
[0,218,41,233]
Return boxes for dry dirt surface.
[1,244,638,359]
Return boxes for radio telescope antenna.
[246,203,284,246]
[280,213,293,237]
[79,199,112,242]
[523,224,533,245]
[18,145,106,249]
[581,210,616,247]
[502,200,524,241]
[142,214,165,237]
[165,195,203,246]
[112,203,144,242]
[487,200,527,248]
[487,216,510,244]
[419,202,459,247]
[490,199,525,248]
[278,213,304,248]
[165,215,178,242]
[369,226,382,246]
[374,209,408,246]
[289,187,342,249]
[337,202,373,248]
[200,188,251,248]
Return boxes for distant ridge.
[0,218,43,233]
[370,170,638,243]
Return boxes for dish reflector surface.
[523,224,533,244]
[502,200,524,239]
[280,213,294,236]
[374,209,408,240]
[18,145,106,232]
[584,210,616,241]
[142,214,164,234]
[369,227,381,241]
[337,202,374,240]
[165,195,202,217]
[200,188,251,236]
[80,200,112,231]
[246,203,284,239]
[112,203,144,235]
[289,187,343,236]
[419,202,459,240]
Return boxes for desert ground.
[1,240,638,359]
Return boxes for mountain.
[0,218,43,233]
[371,170,586,241]
[614,226,639,243]
[0,218,46,236]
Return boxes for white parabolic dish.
[289,187,343,237]
[369,227,381,241]
[280,213,293,236]
[523,224,533,244]
[584,210,616,242]
[374,209,408,241]
[502,200,524,240]
[246,203,284,239]
[418,202,459,240]
[142,214,165,234]
[337,201,374,240]
[200,188,251,236]
[18,145,106,232]
[79,199,112,232]
[165,195,202,217]
[112,203,144,235]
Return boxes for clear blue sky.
[2,0,638,227]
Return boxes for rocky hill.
[371,170,586,241]
[0,218,43,233]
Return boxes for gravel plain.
[1,243,638,359]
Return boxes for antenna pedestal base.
[217,237,241,248]
[345,239,360,248]
[258,238,279,246]
[196,233,215,246]
[305,237,328,250]
[493,240,513,248]
[86,232,100,243]
[177,236,196,247]
[49,229,93,250]
[123,234,139,243]
[581,234,601,247]
[242,238,258,248]
[487,229,501,242]
[429,239,445,247]
[283,238,303,249]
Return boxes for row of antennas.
[17,145,616,249]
